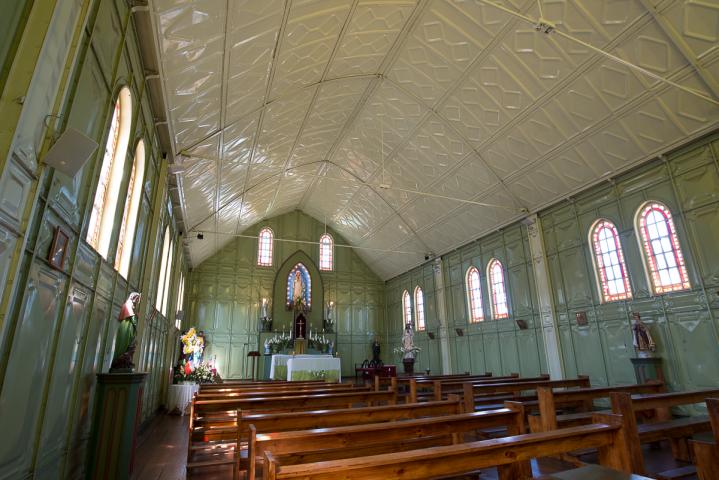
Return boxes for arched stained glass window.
[590,219,632,302]
[257,227,273,266]
[87,86,132,258]
[636,202,690,294]
[319,233,333,271]
[487,259,509,319]
[115,140,145,278]
[402,290,412,327]
[414,286,426,331]
[465,266,483,323]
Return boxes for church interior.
[2,0,719,479]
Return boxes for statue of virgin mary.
[291,270,305,306]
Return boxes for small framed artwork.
[48,226,69,270]
[516,319,528,330]
[455,328,464,337]
[427,332,435,340]
[575,311,588,326]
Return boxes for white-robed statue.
[292,270,305,306]
[401,323,415,359]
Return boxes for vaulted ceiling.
[148,0,719,279]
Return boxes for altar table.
[167,383,199,415]
[269,354,341,382]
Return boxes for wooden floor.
[132,413,699,480]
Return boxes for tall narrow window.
[414,286,426,331]
[175,272,185,330]
[487,259,509,319]
[319,233,333,271]
[402,290,412,327]
[176,272,185,315]
[161,240,174,316]
[115,140,146,278]
[636,202,690,294]
[87,87,132,258]
[156,227,170,311]
[465,266,484,323]
[590,219,632,302]
[257,227,273,266]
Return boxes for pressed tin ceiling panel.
[150,0,719,279]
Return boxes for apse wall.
[186,210,385,379]
[386,131,719,391]
[0,2,185,478]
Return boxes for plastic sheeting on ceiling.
[149,0,719,279]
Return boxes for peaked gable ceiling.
[148,0,719,279]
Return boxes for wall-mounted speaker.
[43,127,98,177]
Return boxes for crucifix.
[294,313,306,339]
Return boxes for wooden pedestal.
[630,356,665,384]
[86,372,147,479]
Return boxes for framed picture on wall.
[48,226,69,270]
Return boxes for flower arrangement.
[393,345,421,359]
[266,331,293,353]
[308,331,332,353]
[173,359,219,384]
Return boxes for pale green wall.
[386,132,719,392]
[0,1,184,479]
[0,0,31,89]
[540,133,719,390]
[187,210,385,379]
[386,224,545,377]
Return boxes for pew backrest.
[263,412,631,480]
[195,389,398,415]
[463,377,591,412]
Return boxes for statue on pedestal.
[370,337,382,367]
[110,292,141,372]
[631,312,656,357]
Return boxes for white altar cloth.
[269,354,341,382]
[167,383,199,415]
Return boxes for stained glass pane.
[591,220,632,302]
[414,287,425,331]
[258,227,273,266]
[466,266,483,322]
[319,234,333,271]
[402,290,411,326]
[638,203,690,294]
[488,259,509,319]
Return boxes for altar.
[269,354,341,382]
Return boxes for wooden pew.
[195,398,464,445]
[250,405,526,479]
[610,389,719,475]
[200,380,327,391]
[194,389,397,417]
[263,413,634,480]
[191,398,465,477]
[531,382,666,433]
[196,384,368,400]
[426,373,549,402]
[689,398,719,480]
[463,376,591,412]
[187,389,396,476]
